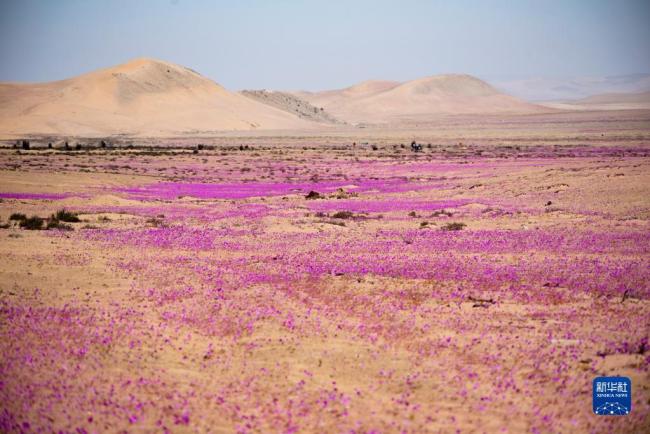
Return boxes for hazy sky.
[1,0,649,90]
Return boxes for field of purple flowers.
[0,142,649,433]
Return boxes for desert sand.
[0,58,649,434]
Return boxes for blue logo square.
[593,376,631,415]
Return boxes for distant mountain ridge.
[291,74,546,124]
[3,57,644,137]
[576,90,650,105]
[539,90,650,111]
[491,73,650,102]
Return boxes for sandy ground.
[0,112,649,433]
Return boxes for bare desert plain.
[1,102,649,434]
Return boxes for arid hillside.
[0,58,318,137]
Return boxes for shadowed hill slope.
[240,90,344,125]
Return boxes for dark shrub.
[47,219,73,231]
[9,213,27,221]
[431,209,453,217]
[305,191,322,200]
[146,217,167,227]
[54,209,80,222]
[19,216,44,230]
[441,222,466,231]
[332,211,354,219]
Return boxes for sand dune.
[0,58,316,137]
[293,74,547,124]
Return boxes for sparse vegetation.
[9,213,27,221]
[323,220,346,227]
[431,209,453,217]
[19,216,44,230]
[54,209,80,222]
[146,217,167,227]
[46,219,73,231]
[441,222,466,231]
[331,211,354,219]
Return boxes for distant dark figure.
[411,140,422,152]
[64,141,70,150]
[21,140,30,150]
[75,143,82,150]
[197,144,204,151]
[48,143,53,149]
[100,140,108,148]
[239,145,244,151]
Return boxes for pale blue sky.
[1,0,649,91]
